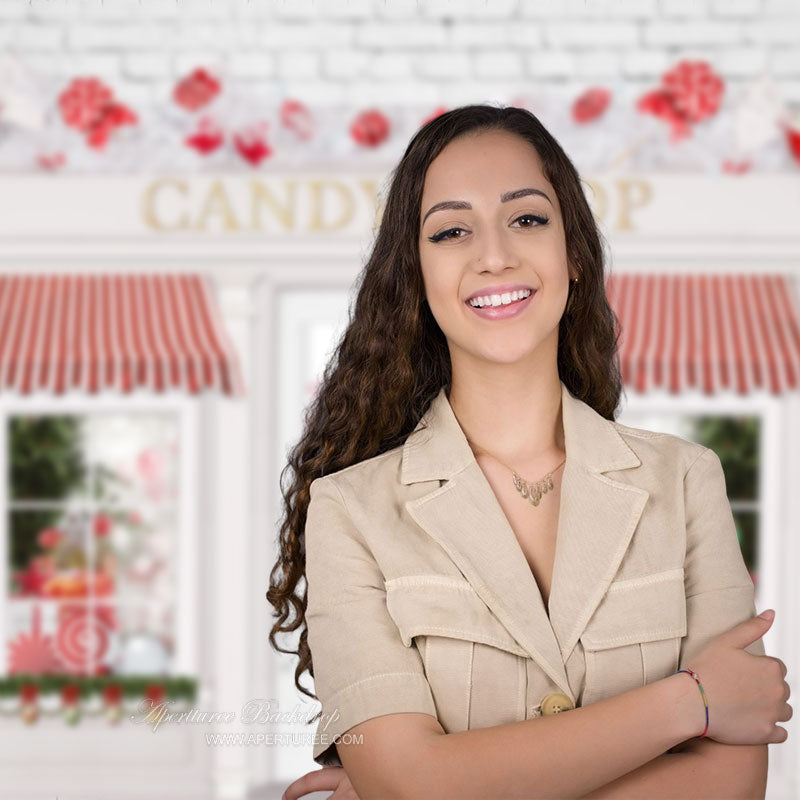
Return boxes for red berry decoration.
[350,109,390,148]
[572,88,611,123]
[173,68,221,111]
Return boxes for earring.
[566,276,579,312]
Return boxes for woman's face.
[418,129,575,369]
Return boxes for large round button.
[540,692,574,715]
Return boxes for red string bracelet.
[675,667,709,738]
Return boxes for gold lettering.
[581,178,607,225]
[308,180,355,232]
[615,179,652,232]
[141,178,188,231]
[195,179,239,231]
[250,179,296,231]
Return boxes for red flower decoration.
[280,98,314,141]
[233,123,273,166]
[662,60,724,123]
[57,77,137,149]
[173,68,221,111]
[572,88,611,123]
[636,88,692,142]
[184,116,225,155]
[636,60,724,143]
[58,77,113,131]
[37,527,62,549]
[350,109,390,148]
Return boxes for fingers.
[283,767,345,800]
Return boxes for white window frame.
[0,390,200,677]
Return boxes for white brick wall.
[1,0,799,104]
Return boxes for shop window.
[3,412,179,677]
[619,410,761,586]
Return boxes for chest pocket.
[580,568,687,705]
[385,575,528,733]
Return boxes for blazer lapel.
[401,380,649,700]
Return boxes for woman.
[269,104,791,800]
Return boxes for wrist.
[662,671,708,743]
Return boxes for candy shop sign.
[1,174,799,239]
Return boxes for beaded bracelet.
[675,667,709,739]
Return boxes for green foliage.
[0,674,197,700]
[8,416,87,574]
[10,416,87,501]
[691,414,760,574]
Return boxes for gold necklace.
[467,439,566,508]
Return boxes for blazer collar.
[400,381,649,702]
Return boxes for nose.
[474,225,521,272]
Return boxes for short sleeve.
[304,476,437,767]
[678,447,765,672]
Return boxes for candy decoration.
[37,527,63,549]
[184,115,224,155]
[782,109,800,164]
[233,122,273,166]
[7,605,61,674]
[93,513,112,537]
[349,109,390,148]
[280,99,314,141]
[572,88,612,123]
[55,605,113,673]
[173,67,221,112]
[36,152,67,171]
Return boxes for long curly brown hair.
[266,103,623,706]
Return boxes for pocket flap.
[385,575,528,657]
[581,568,687,650]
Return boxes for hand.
[282,766,361,800]
[687,610,792,745]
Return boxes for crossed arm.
[576,739,768,800]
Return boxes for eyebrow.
[422,187,553,225]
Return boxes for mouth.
[465,289,536,320]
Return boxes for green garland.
[0,674,197,700]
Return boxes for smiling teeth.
[469,289,532,308]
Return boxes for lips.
[466,289,536,320]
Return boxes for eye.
[513,213,549,228]
[426,213,549,243]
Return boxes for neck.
[447,371,566,473]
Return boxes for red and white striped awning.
[607,273,800,395]
[0,273,245,395]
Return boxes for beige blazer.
[304,380,764,767]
